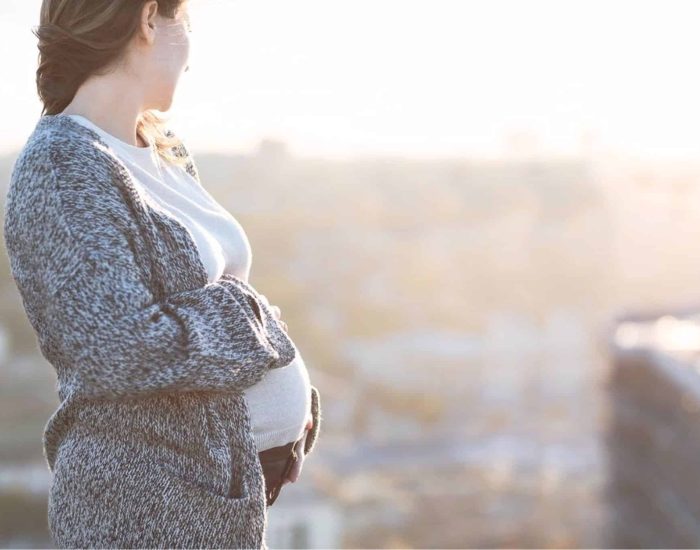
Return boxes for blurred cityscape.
[606,311,700,548]
[3,137,700,547]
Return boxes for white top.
[66,114,311,452]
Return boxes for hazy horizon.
[3,0,700,161]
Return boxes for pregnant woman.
[3,0,321,548]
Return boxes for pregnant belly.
[242,343,312,451]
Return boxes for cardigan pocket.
[215,392,268,506]
[200,399,248,502]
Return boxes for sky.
[2,0,700,160]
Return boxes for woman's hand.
[282,417,313,485]
[259,293,288,333]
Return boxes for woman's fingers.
[271,305,281,319]
[282,438,306,484]
[284,459,301,484]
[257,294,289,333]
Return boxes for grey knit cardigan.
[3,113,322,549]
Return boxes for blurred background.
[4,0,700,547]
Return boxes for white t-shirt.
[66,114,311,452]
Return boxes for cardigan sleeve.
[4,150,296,401]
[304,385,322,455]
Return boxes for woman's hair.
[34,0,189,167]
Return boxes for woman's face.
[135,1,192,112]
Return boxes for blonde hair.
[34,0,189,167]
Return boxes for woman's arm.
[4,148,296,401]
[242,287,323,456]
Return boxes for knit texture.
[3,113,322,549]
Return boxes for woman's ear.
[139,0,159,45]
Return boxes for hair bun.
[34,21,92,49]
[35,21,71,40]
